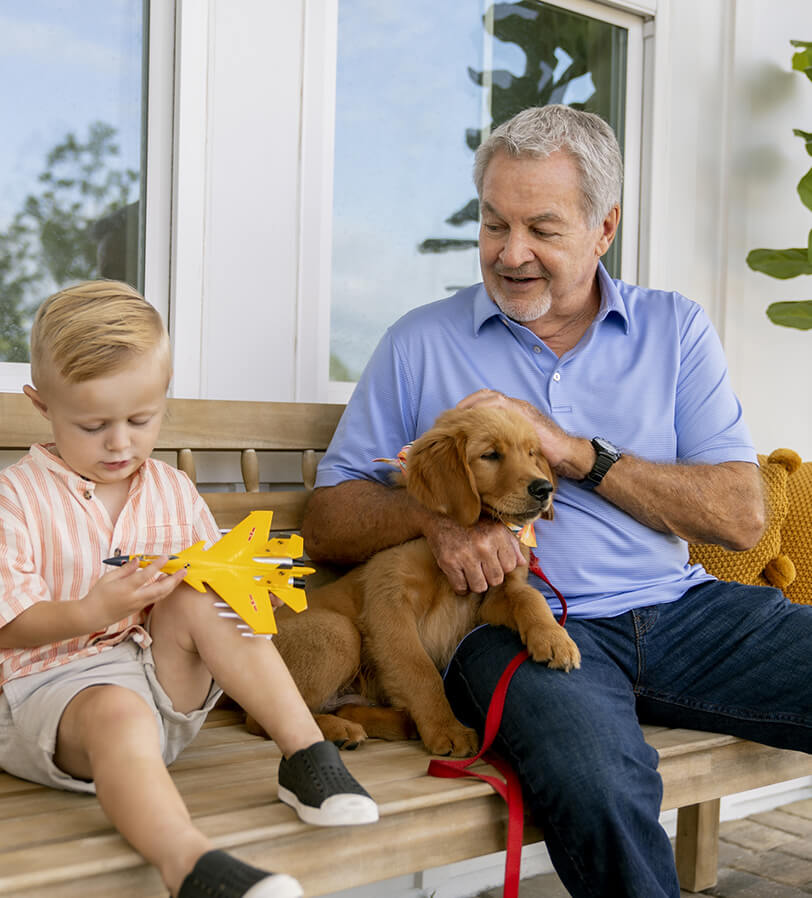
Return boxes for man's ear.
[23,384,50,420]
[596,204,620,257]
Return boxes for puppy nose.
[528,478,553,501]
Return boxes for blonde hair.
[30,280,170,387]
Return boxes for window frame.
[295,0,646,404]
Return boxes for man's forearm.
[591,454,766,551]
[460,392,766,552]
[302,480,434,564]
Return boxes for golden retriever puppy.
[268,404,581,757]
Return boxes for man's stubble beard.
[490,287,552,324]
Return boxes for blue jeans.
[443,581,812,898]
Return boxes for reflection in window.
[331,0,627,382]
[0,2,145,362]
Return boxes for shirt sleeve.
[675,302,757,464]
[316,329,418,488]
[0,489,51,626]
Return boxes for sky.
[0,0,143,226]
[329,0,603,379]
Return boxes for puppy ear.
[405,432,481,526]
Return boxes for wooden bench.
[1,391,810,897]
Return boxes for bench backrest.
[0,392,345,531]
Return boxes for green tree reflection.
[419,0,625,278]
[0,121,139,362]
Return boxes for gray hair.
[473,105,623,227]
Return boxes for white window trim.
[295,0,339,403]
[296,0,645,405]
[167,0,212,399]
[0,0,175,394]
[143,0,176,326]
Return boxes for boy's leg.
[54,683,301,898]
[148,582,322,756]
[148,583,378,824]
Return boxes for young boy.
[0,281,378,898]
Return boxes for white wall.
[724,1,812,458]
[170,0,306,401]
[644,0,812,458]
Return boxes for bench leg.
[675,798,721,892]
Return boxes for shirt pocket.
[136,523,196,556]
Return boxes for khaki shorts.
[0,640,222,794]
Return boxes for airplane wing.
[199,567,281,635]
[159,510,313,635]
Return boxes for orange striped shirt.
[0,444,221,690]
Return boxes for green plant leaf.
[795,129,812,157]
[766,300,812,329]
[747,247,812,278]
[792,45,812,80]
[799,169,812,211]
[790,40,812,49]
[809,227,812,263]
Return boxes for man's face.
[30,347,169,485]
[478,149,616,325]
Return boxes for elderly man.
[302,105,812,897]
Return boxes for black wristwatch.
[579,437,622,490]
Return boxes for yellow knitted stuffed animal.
[688,449,799,590]
[778,451,812,605]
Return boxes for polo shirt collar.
[473,262,629,336]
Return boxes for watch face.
[593,437,619,456]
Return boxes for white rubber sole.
[278,785,380,826]
[243,872,303,898]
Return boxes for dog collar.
[373,443,413,473]
[504,521,538,548]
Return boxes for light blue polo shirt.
[316,264,758,619]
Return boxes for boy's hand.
[82,556,188,631]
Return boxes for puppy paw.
[420,721,479,757]
[314,713,369,748]
[525,625,581,672]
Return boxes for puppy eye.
[481,450,502,461]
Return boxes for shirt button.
[533,345,542,354]
[83,490,92,500]
[553,371,561,382]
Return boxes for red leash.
[427,554,567,898]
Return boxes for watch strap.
[580,438,621,490]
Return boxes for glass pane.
[330,0,627,382]
[0,1,146,362]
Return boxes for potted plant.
[746,40,812,329]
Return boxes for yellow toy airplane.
[103,510,313,637]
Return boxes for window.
[0,0,171,389]
[298,0,642,401]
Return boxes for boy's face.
[25,347,169,485]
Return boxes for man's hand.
[456,389,594,479]
[82,556,188,631]
[424,514,526,595]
